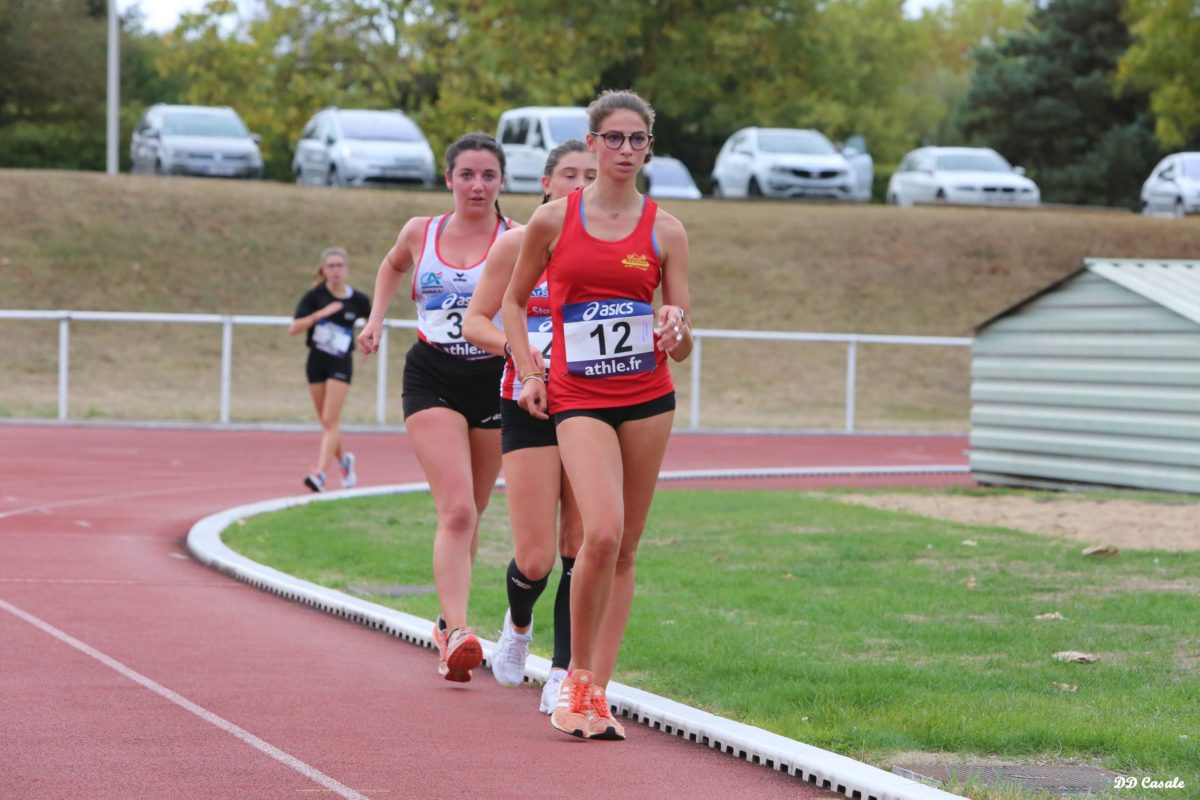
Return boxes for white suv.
[711,127,861,200]
[497,107,590,193]
[1140,152,1200,217]
[293,108,436,188]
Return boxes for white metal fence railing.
[0,310,972,431]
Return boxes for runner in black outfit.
[290,246,372,492]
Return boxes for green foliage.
[959,0,1160,207]
[1118,0,1200,148]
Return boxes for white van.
[497,107,590,193]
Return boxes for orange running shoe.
[550,669,596,738]
[441,627,482,683]
[588,683,626,740]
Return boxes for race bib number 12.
[562,299,656,377]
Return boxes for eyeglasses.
[591,130,653,151]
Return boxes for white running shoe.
[340,452,357,489]
[490,609,532,688]
[540,668,567,715]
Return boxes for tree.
[959,0,1159,206]
[1118,0,1200,148]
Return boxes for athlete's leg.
[316,379,350,477]
[591,409,673,686]
[554,416,625,674]
[308,382,326,471]
[551,470,583,670]
[408,408,487,631]
[501,446,562,631]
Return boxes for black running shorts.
[402,340,503,429]
[553,392,676,430]
[306,349,352,384]
[501,397,558,453]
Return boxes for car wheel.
[712,181,724,198]
[153,159,165,176]
[1175,197,1185,218]
[748,177,763,197]
[1139,199,1151,216]
[935,188,947,203]
[294,167,304,185]
[887,192,899,206]
[327,166,339,187]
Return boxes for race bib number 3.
[423,292,488,358]
[562,299,656,377]
[312,320,352,357]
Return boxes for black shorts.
[402,340,503,429]
[553,392,676,430]
[307,349,352,384]
[501,397,558,454]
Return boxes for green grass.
[224,488,1199,799]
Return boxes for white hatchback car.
[711,127,861,200]
[1140,152,1200,217]
[887,147,1039,207]
[497,106,590,193]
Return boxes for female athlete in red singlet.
[502,91,693,740]
[359,133,512,684]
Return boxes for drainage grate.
[893,762,1121,794]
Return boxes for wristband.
[521,372,546,385]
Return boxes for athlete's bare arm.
[502,201,566,418]
[358,217,427,355]
[655,210,693,361]
[463,227,523,358]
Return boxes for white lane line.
[0,481,286,521]
[0,597,370,800]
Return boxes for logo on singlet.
[421,271,443,291]
[453,271,467,282]
[621,253,650,271]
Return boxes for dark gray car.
[130,104,263,178]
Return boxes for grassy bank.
[3,170,1198,428]
[224,487,1200,799]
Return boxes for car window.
[731,134,749,154]
[898,155,914,172]
[1180,159,1200,180]
[547,114,588,144]
[756,131,836,155]
[300,118,319,140]
[501,117,530,145]
[162,111,248,138]
[936,151,1012,172]
[339,111,423,142]
[529,121,544,150]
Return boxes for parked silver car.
[711,127,864,201]
[643,156,702,200]
[293,108,436,188]
[130,104,263,178]
[1140,152,1200,217]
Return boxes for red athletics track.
[0,425,969,800]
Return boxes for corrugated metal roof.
[1086,259,1200,326]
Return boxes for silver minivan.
[497,106,590,193]
[293,108,436,188]
[130,104,263,178]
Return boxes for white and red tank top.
[412,213,509,361]
[499,273,553,401]
[547,191,673,412]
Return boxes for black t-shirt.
[294,284,373,358]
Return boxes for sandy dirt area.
[835,493,1199,552]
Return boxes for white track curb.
[187,475,966,800]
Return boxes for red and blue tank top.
[546,190,673,412]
